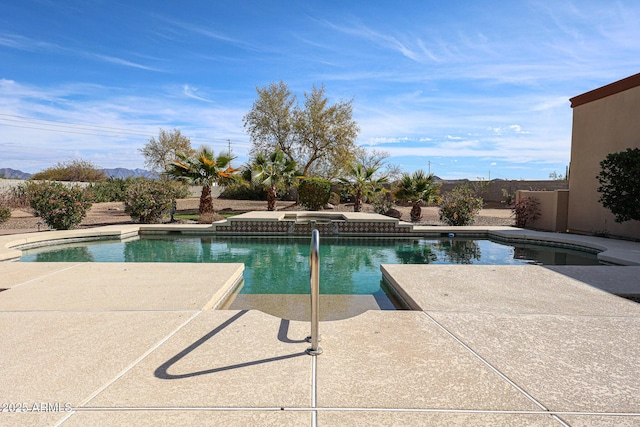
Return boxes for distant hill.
[0,168,31,180]
[0,167,157,180]
[101,168,158,179]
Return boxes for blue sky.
[1,1,639,179]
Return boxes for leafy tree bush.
[298,178,331,210]
[89,177,190,203]
[88,177,135,202]
[369,190,394,215]
[219,183,267,200]
[596,148,640,223]
[123,179,176,224]
[512,196,540,228]
[0,205,10,224]
[26,181,93,229]
[31,159,106,182]
[140,128,195,173]
[243,81,360,179]
[438,185,483,226]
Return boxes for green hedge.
[298,178,331,210]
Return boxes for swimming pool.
[21,235,600,296]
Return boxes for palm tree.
[251,149,297,211]
[166,147,239,215]
[338,163,388,212]
[395,170,440,221]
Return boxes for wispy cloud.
[182,85,216,103]
[158,17,265,53]
[89,53,163,71]
[0,80,249,171]
[0,32,162,71]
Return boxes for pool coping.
[2,213,639,265]
[2,212,640,425]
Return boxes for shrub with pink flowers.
[26,181,93,230]
[123,179,176,224]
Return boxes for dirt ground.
[1,198,514,234]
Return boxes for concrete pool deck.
[1,224,640,426]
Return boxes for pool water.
[21,236,599,296]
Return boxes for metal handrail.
[306,229,323,355]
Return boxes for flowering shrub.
[512,196,540,228]
[26,181,93,230]
[439,185,483,226]
[123,179,176,223]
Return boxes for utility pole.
[227,139,232,157]
[428,160,431,174]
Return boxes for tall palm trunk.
[267,185,277,211]
[199,185,214,215]
[354,187,363,212]
[410,203,422,222]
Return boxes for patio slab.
[2,226,640,425]
[316,311,541,411]
[0,263,243,311]
[60,410,311,426]
[317,411,561,426]
[381,264,640,316]
[85,310,312,409]
[429,312,640,413]
[0,413,64,427]
[546,265,640,296]
[561,415,640,426]
[0,310,195,405]
[0,262,81,289]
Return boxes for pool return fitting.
[306,229,323,355]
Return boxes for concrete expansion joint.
[49,406,640,415]
[419,311,550,413]
[425,309,640,319]
[8,263,83,289]
[53,311,203,426]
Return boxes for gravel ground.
[0,198,514,234]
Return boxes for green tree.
[394,170,440,222]
[596,148,640,223]
[243,81,297,163]
[439,185,483,226]
[0,205,10,224]
[165,147,239,215]
[140,128,195,173]
[31,159,106,182]
[251,149,297,211]
[338,163,388,212]
[294,84,360,178]
[243,81,359,179]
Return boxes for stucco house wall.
[568,73,640,240]
[516,190,568,232]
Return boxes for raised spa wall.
[209,212,414,236]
